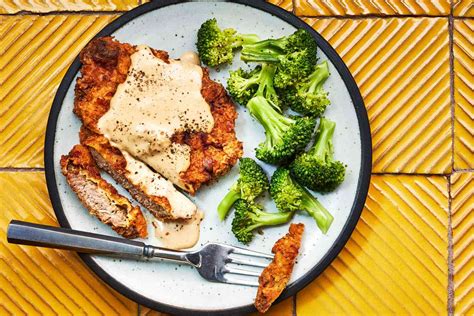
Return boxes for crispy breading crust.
[60,144,147,239]
[74,37,242,194]
[79,126,178,221]
[255,223,305,313]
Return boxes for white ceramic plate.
[45,1,371,314]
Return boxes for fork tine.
[225,266,262,277]
[228,257,269,268]
[223,275,259,287]
[230,246,274,259]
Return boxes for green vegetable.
[280,61,330,117]
[247,95,316,164]
[227,63,281,109]
[270,167,333,233]
[231,199,292,244]
[240,29,317,88]
[217,158,269,221]
[290,118,346,192]
[197,18,259,67]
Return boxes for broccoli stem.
[256,64,277,97]
[244,38,286,50]
[300,188,334,233]
[247,96,294,145]
[230,33,260,48]
[306,61,330,93]
[240,37,287,62]
[248,209,293,231]
[311,118,335,160]
[217,184,241,220]
[240,51,281,63]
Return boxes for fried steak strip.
[60,144,147,238]
[74,37,242,195]
[80,127,196,221]
[255,223,305,313]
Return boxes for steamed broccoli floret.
[231,199,292,244]
[240,29,317,88]
[280,61,330,116]
[290,118,346,192]
[273,50,315,89]
[217,158,269,221]
[270,167,333,233]
[227,63,280,109]
[247,95,316,164]
[197,18,259,67]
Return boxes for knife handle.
[7,220,145,257]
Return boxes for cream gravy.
[122,151,197,219]
[154,211,204,249]
[97,45,214,189]
[179,51,201,65]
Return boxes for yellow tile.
[139,305,167,315]
[0,15,118,168]
[297,175,449,314]
[295,0,450,16]
[451,172,474,315]
[453,20,474,170]
[0,0,140,13]
[304,18,452,174]
[139,294,293,314]
[453,0,474,17]
[268,0,293,12]
[0,171,137,315]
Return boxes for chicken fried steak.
[60,145,147,239]
[74,37,242,195]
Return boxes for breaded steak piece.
[255,223,305,313]
[74,37,242,194]
[60,144,147,239]
[80,127,197,221]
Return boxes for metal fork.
[7,220,273,287]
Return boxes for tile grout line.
[296,14,452,19]
[0,168,45,172]
[0,10,126,16]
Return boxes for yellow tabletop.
[0,1,472,315]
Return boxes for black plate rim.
[44,1,372,314]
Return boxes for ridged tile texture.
[0,172,137,315]
[453,0,474,17]
[268,0,293,12]
[453,20,474,170]
[294,0,450,16]
[0,15,117,168]
[451,173,474,315]
[298,175,449,314]
[1,1,472,314]
[139,297,293,315]
[305,17,452,174]
[0,0,140,13]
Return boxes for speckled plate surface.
[44,1,371,314]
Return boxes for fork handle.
[7,220,191,264]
